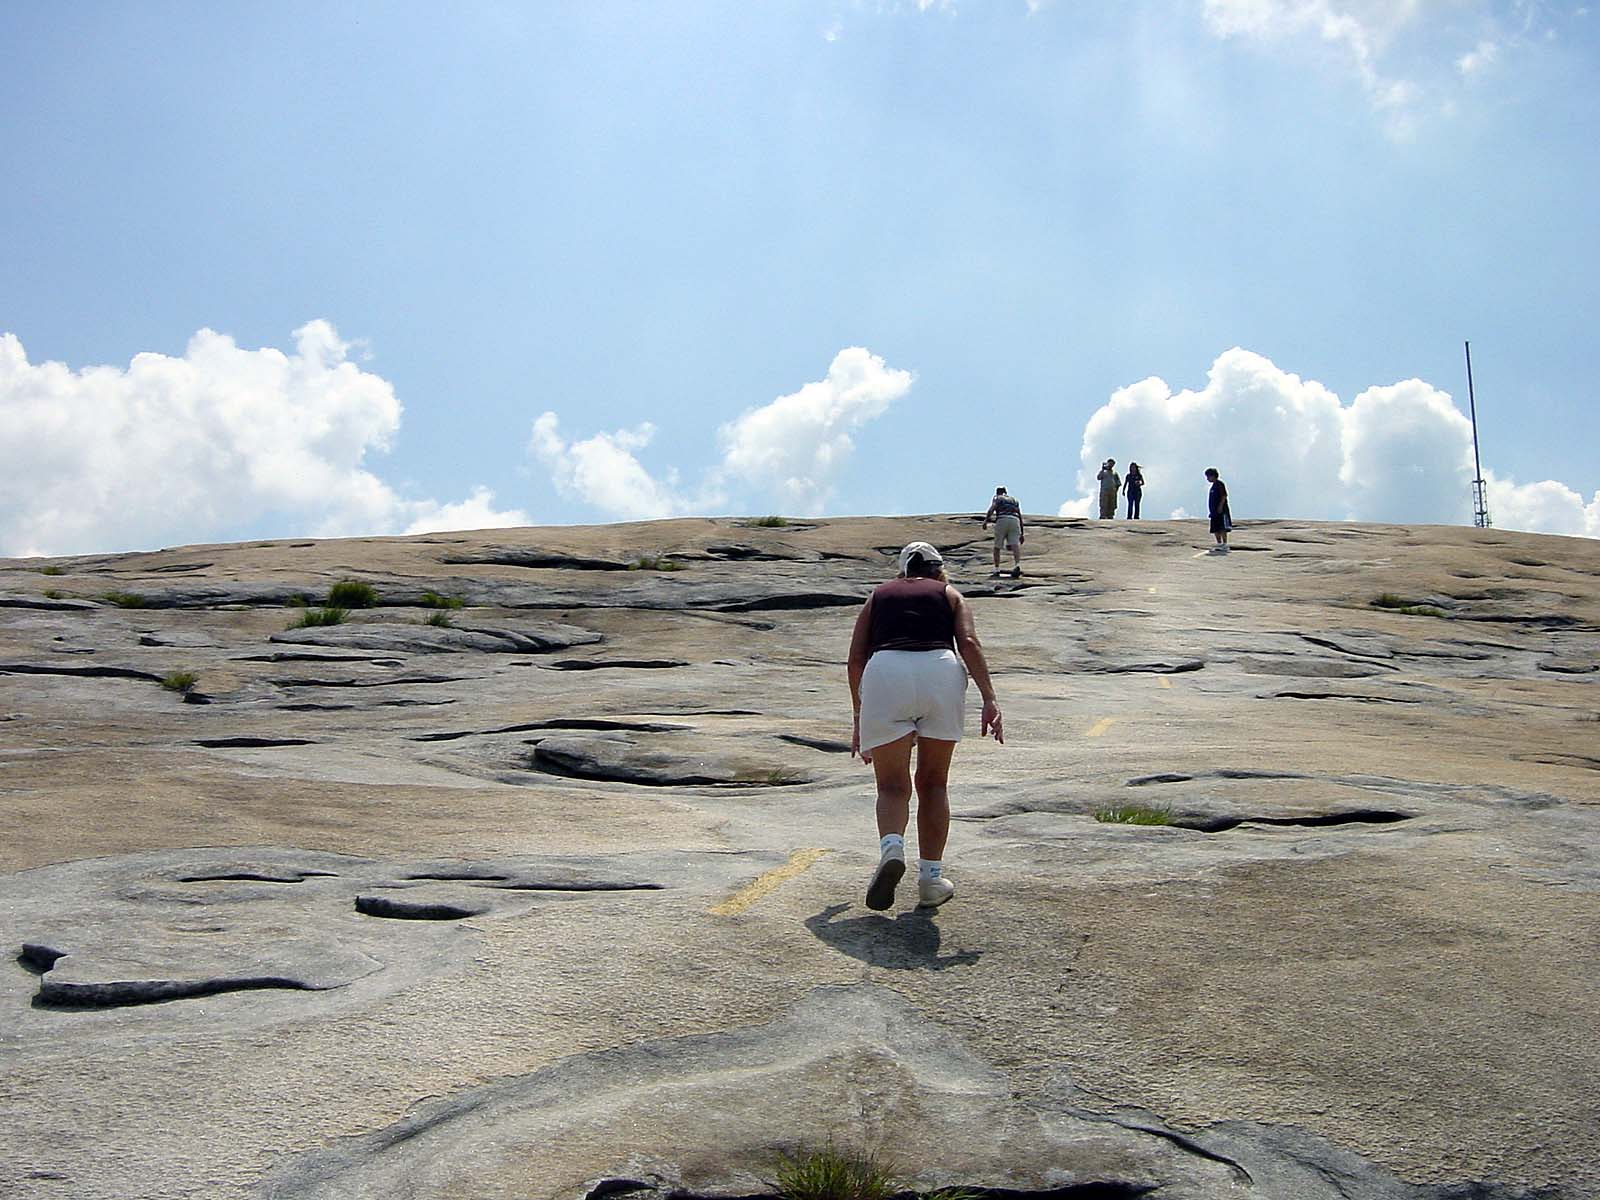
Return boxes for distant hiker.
[982,486,1025,578]
[848,542,1002,912]
[1097,459,1121,519]
[1124,462,1145,519]
[1205,467,1231,551]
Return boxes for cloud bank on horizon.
[1,323,1594,556]
[0,322,525,558]
[1058,347,1600,538]
[530,347,915,521]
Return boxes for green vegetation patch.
[160,671,199,694]
[42,589,64,600]
[627,555,684,572]
[327,579,379,608]
[750,515,790,527]
[419,590,465,609]
[99,591,150,609]
[424,611,453,628]
[290,606,348,629]
[38,565,64,576]
[1094,804,1172,826]
[774,1148,897,1200]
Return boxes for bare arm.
[948,586,1003,743]
[847,596,874,757]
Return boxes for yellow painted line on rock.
[1158,676,1173,689]
[1086,717,1117,738]
[709,847,829,917]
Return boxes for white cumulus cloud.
[716,347,914,515]
[1059,347,1599,539]
[530,347,913,521]
[0,322,526,557]
[529,415,709,521]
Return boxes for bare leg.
[871,733,916,838]
[912,737,957,862]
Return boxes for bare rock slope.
[2,515,1597,1200]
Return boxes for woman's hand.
[851,714,872,763]
[981,698,1004,743]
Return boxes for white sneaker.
[917,876,955,908]
[866,854,905,911]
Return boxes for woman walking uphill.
[847,542,1003,911]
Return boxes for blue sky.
[2,1,1597,555]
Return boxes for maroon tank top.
[867,576,956,653]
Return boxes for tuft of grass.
[99,591,149,609]
[289,606,347,629]
[161,671,199,694]
[424,610,453,628]
[1095,804,1172,826]
[39,565,64,576]
[627,554,684,572]
[773,1148,898,1200]
[419,590,465,609]
[286,593,312,608]
[750,515,789,527]
[327,579,378,608]
[42,589,64,599]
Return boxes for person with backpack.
[982,486,1025,578]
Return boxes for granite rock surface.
[2,514,1597,1199]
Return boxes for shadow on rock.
[805,903,981,971]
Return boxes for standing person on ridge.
[982,486,1025,578]
[1205,467,1231,552]
[847,542,1003,911]
[1124,462,1145,519]
[1097,459,1121,519]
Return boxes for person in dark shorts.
[847,542,1002,910]
[1205,467,1231,551]
[1124,463,1145,519]
[982,486,1025,577]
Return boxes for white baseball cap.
[897,542,944,574]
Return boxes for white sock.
[919,859,942,882]
[880,834,905,860]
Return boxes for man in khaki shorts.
[982,486,1025,578]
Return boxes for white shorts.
[992,514,1022,551]
[858,649,968,751]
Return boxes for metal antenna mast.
[1464,341,1491,528]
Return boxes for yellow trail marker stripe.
[1158,676,1172,689]
[709,847,829,917]
[1086,717,1117,738]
